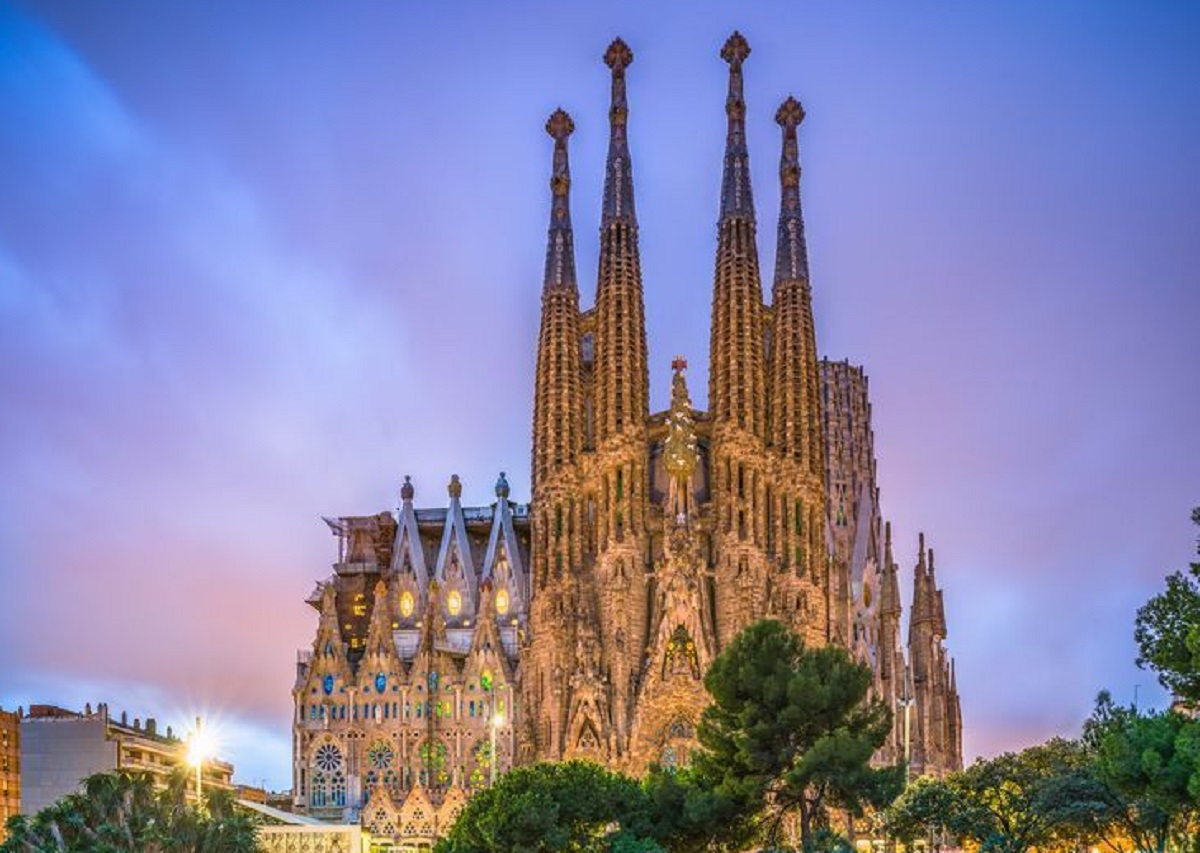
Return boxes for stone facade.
[291,32,962,849]
[0,708,18,844]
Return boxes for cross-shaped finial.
[546,108,575,141]
[604,37,633,72]
[721,31,750,65]
[671,355,688,373]
[776,95,806,129]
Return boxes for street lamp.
[490,707,505,786]
[186,716,210,805]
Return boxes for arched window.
[311,771,329,806]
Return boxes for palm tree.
[0,769,259,853]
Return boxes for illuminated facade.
[292,32,962,848]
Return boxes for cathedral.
[291,33,962,848]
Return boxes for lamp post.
[490,707,504,786]
[186,716,209,806]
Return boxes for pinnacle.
[604,37,633,72]
[721,31,750,65]
[776,95,806,129]
[545,108,575,141]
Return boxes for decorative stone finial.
[776,95,805,129]
[400,474,414,502]
[721,31,751,66]
[546,108,575,142]
[671,355,688,374]
[448,474,462,500]
[495,471,510,499]
[604,37,633,73]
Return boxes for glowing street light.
[186,716,211,805]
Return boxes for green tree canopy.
[690,619,903,851]
[1135,507,1200,705]
[1075,694,1200,853]
[0,768,258,853]
[887,739,1087,853]
[434,760,662,853]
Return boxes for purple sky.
[1,1,1198,790]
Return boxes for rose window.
[313,743,343,773]
[367,741,395,770]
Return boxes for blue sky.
[1,1,1198,789]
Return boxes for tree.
[689,620,904,852]
[435,760,662,853]
[0,768,259,853]
[884,776,962,850]
[1075,694,1200,853]
[889,739,1087,853]
[1135,507,1200,706]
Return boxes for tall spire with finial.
[532,109,584,490]
[769,95,823,479]
[594,37,649,444]
[601,37,636,226]
[719,31,755,221]
[709,30,767,439]
[543,108,577,292]
[708,31,772,649]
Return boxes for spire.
[880,521,901,617]
[719,31,754,222]
[594,38,649,444]
[774,95,810,283]
[543,108,577,292]
[709,31,766,437]
[768,95,823,472]
[532,109,584,491]
[602,38,636,226]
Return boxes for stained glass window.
[367,740,394,770]
[313,743,343,773]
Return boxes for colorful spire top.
[601,38,637,226]
[400,474,414,502]
[448,473,463,500]
[495,471,510,499]
[774,95,810,283]
[544,108,577,291]
[719,32,755,222]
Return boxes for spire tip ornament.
[604,37,633,72]
[545,108,575,142]
[720,31,750,66]
[776,95,805,129]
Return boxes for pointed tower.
[391,476,429,628]
[768,95,829,645]
[527,109,586,761]
[589,37,651,760]
[594,36,649,444]
[709,31,766,439]
[709,32,772,648]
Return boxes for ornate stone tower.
[708,32,773,647]
[583,37,651,764]
[527,108,586,762]
[768,95,828,647]
[907,536,963,776]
